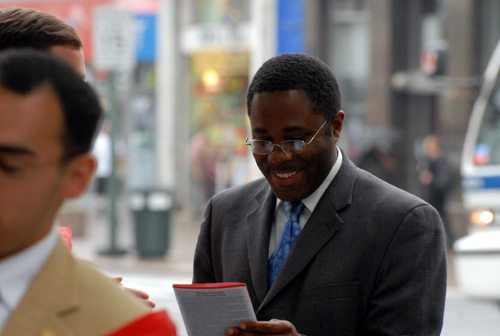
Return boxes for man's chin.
[270,186,305,203]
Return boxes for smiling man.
[193,54,447,336]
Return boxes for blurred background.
[1,0,499,335]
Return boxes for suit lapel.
[259,154,358,310]
[1,239,79,336]
[246,183,276,305]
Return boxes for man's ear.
[332,110,345,139]
[60,154,97,199]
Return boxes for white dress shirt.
[269,148,343,255]
[0,227,58,331]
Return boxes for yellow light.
[202,69,220,91]
[470,209,494,227]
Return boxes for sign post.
[93,6,136,256]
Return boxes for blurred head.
[246,54,344,202]
[423,134,442,159]
[0,49,102,258]
[0,7,85,77]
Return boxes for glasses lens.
[250,140,273,154]
[282,140,306,154]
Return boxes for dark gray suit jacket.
[193,155,447,335]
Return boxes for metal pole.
[99,70,127,256]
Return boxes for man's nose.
[267,145,292,164]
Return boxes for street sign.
[93,6,136,71]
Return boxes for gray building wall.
[306,0,500,237]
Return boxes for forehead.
[49,45,85,78]
[0,86,64,156]
[249,90,318,126]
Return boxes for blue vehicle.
[455,40,500,299]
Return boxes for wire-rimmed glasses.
[245,119,328,155]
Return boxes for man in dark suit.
[193,54,447,335]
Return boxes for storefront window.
[187,51,250,215]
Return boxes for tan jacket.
[1,239,150,336]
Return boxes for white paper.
[173,283,257,336]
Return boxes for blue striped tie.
[268,201,305,287]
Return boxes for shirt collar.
[301,147,342,213]
[0,226,59,312]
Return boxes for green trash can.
[129,189,173,258]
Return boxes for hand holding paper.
[173,282,256,336]
[224,319,300,336]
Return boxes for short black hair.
[247,53,341,120]
[0,8,82,51]
[0,49,102,160]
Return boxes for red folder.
[57,226,73,251]
[107,310,176,336]
[173,282,247,289]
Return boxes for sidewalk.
[61,192,200,279]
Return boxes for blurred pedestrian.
[418,134,455,249]
[0,50,175,335]
[93,120,113,197]
[358,143,397,184]
[189,129,216,211]
[0,7,85,77]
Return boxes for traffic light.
[421,40,448,77]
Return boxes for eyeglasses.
[245,120,328,155]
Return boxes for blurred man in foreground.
[0,50,175,335]
[0,7,85,77]
[0,6,157,305]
